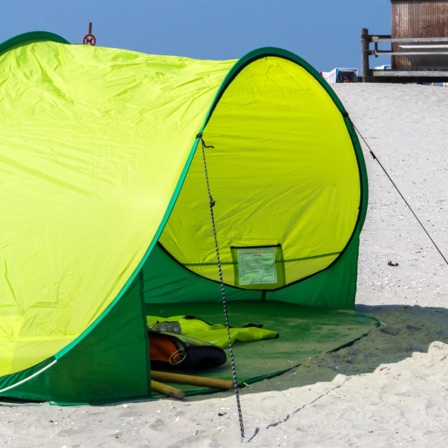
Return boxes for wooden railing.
[361,28,448,81]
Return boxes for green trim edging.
[0,358,56,397]
[183,251,342,267]
[0,31,69,55]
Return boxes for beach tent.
[0,32,371,404]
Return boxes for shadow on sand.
[190,304,448,399]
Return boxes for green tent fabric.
[0,32,371,404]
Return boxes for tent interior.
[0,32,378,404]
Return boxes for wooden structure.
[392,0,448,69]
[361,0,448,82]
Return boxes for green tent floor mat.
[145,301,379,397]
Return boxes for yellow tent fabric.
[0,33,366,403]
[161,57,360,287]
[0,40,234,376]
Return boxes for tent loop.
[197,134,216,209]
[198,135,214,150]
[199,136,249,440]
[353,123,448,267]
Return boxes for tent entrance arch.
[158,54,362,291]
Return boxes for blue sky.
[2,0,391,72]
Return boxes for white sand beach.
[1,83,447,447]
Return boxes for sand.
[1,83,448,447]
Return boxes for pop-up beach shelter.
[0,32,373,404]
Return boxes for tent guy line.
[353,122,448,266]
[200,136,247,440]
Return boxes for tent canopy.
[0,32,368,403]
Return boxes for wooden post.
[151,380,185,400]
[361,28,370,82]
[151,370,234,390]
